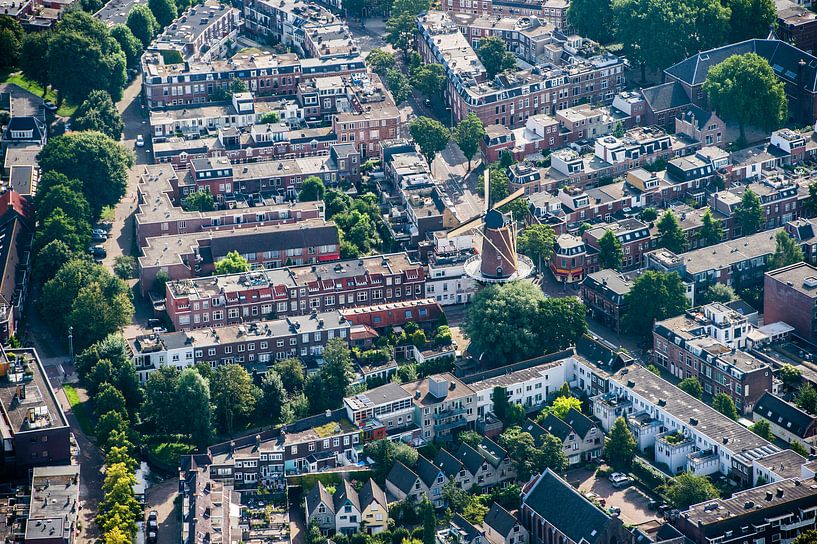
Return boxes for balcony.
[434,418,467,432]
[433,407,466,420]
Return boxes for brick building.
[579,270,632,334]
[764,262,817,342]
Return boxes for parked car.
[96,221,113,232]
[92,230,107,242]
[608,506,621,515]
[147,318,163,329]
[147,511,158,543]
[608,472,631,488]
[136,134,145,147]
[88,245,107,260]
[44,101,58,112]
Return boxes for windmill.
[447,169,534,283]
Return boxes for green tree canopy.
[367,48,396,75]
[0,16,23,68]
[700,283,737,304]
[211,364,258,434]
[678,377,703,399]
[33,239,75,285]
[550,395,582,420]
[703,53,787,142]
[385,68,411,104]
[20,31,52,91]
[410,63,448,101]
[727,0,776,42]
[779,364,802,388]
[699,208,724,247]
[127,4,159,46]
[797,383,817,414]
[750,419,774,441]
[733,188,765,235]
[72,90,124,140]
[141,366,181,434]
[274,358,305,394]
[656,210,686,253]
[517,224,556,270]
[409,116,450,165]
[176,368,212,446]
[298,176,326,202]
[598,229,623,269]
[605,416,637,469]
[622,271,689,337]
[453,113,485,171]
[662,472,719,509]
[304,338,354,413]
[258,370,286,424]
[385,13,416,58]
[215,250,251,275]
[713,392,739,420]
[148,0,177,27]
[476,36,516,79]
[182,191,216,212]
[770,230,804,269]
[110,24,143,69]
[567,0,615,43]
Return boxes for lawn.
[0,69,77,117]
[62,385,95,437]
[147,441,196,470]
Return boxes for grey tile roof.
[435,448,464,477]
[453,442,487,475]
[484,503,518,538]
[306,481,334,516]
[358,479,387,511]
[539,413,572,441]
[640,81,691,113]
[417,455,444,488]
[754,392,816,439]
[387,461,419,495]
[333,480,361,513]
[563,408,596,439]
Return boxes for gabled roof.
[333,480,361,513]
[640,81,691,113]
[387,461,420,495]
[754,391,817,438]
[359,479,387,511]
[435,448,465,477]
[678,104,716,130]
[665,38,817,92]
[451,514,484,543]
[484,503,518,538]
[453,442,488,475]
[306,481,335,516]
[523,469,612,544]
[539,413,572,441]
[417,455,445,488]
[563,408,595,439]
[477,437,507,468]
[521,418,548,445]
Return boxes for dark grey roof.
[453,442,487,475]
[417,455,444,488]
[678,104,714,130]
[358,479,386,510]
[208,223,339,259]
[539,413,571,441]
[435,448,464,477]
[665,39,817,91]
[563,408,595,439]
[387,461,419,495]
[451,514,483,543]
[640,81,691,113]
[484,503,518,537]
[523,469,612,544]
[333,480,361,512]
[306,481,334,515]
[477,437,507,468]
[522,418,548,445]
[754,392,816,438]
[724,298,758,316]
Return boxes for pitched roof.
[665,39,817,91]
[477,437,508,468]
[333,480,361,512]
[521,418,548,445]
[539,413,572,441]
[640,81,691,113]
[678,104,715,130]
[451,514,484,543]
[435,448,465,477]
[523,469,612,544]
[754,391,817,438]
[453,442,487,474]
[306,481,334,515]
[359,479,387,510]
[484,503,518,538]
[417,455,445,487]
[563,408,595,438]
[387,461,420,495]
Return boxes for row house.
[138,218,341,295]
[764,262,817,343]
[709,179,800,237]
[339,298,442,330]
[135,163,325,247]
[425,236,481,306]
[446,438,516,491]
[443,0,569,30]
[129,310,351,381]
[549,232,595,283]
[529,408,603,465]
[579,269,632,334]
[583,218,653,270]
[674,106,726,148]
[652,304,773,414]
[305,480,388,536]
[164,252,426,330]
[754,392,817,455]
[597,365,780,483]
[480,114,563,163]
[331,74,401,158]
[776,0,817,53]
[387,456,450,508]
[416,11,625,128]
[149,0,240,62]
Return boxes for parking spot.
[570,468,661,526]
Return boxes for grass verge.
[63,384,95,437]
[0,69,77,117]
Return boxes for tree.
[305,338,353,413]
[141,366,180,434]
[771,230,804,269]
[258,370,286,424]
[76,334,140,411]
[727,0,776,42]
[701,283,737,304]
[713,393,739,420]
[72,90,124,140]
[364,439,419,479]
[215,251,250,275]
[779,364,802,388]
[410,117,450,165]
[807,182,817,217]
[96,410,128,449]
[80,0,103,12]
[622,271,689,337]
[19,31,52,92]
[605,417,637,470]
[70,282,135,351]
[33,240,75,285]
[259,112,280,124]
[367,48,396,75]
[411,63,447,102]
[678,377,703,399]
[517,224,556,271]
[750,419,774,441]
[612,0,729,82]
[703,53,787,143]
[476,36,516,79]
[641,207,658,222]
[0,16,23,69]
[458,430,482,448]
[453,113,485,171]
[110,24,143,69]
[550,395,581,420]
[793,531,817,544]
[699,209,724,247]
[182,191,216,212]
[662,473,718,509]
[491,386,510,423]
[385,69,411,104]
[211,364,257,434]
[385,13,416,58]
[422,499,436,544]
[229,78,248,94]
[306,522,325,544]
[298,176,326,202]
[176,368,212,446]
[48,12,127,103]
[791,440,810,457]
[127,4,159,46]
[797,383,817,414]
[148,0,177,27]
[646,363,661,375]
[733,188,765,235]
[96,382,128,419]
[36,173,91,224]
[539,433,568,473]
[35,209,91,253]
[498,427,540,481]
[567,0,614,43]
[656,211,686,253]
[274,358,305,394]
[598,229,623,269]
[38,132,133,218]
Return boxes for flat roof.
[766,262,817,299]
[25,465,80,542]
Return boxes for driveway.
[145,478,181,544]
[569,468,660,527]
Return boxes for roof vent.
[658,398,666,407]
[689,417,698,426]
[765,491,773,501]
[804,276,817,288]
[743,501,754,509]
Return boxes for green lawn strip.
[63,384,95,437]
[0,70,77,117]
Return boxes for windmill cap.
[485,209,505,229]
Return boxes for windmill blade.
[491,188,525,211]
[484,168,490,214]
[447,215,485,237]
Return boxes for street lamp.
[68,326,73,363]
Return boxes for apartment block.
[764,262,817,342]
